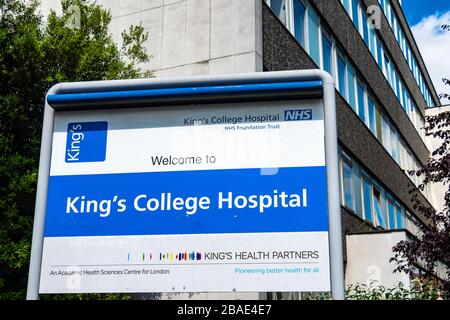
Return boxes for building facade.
[40,0,442,298]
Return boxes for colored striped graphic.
[160,252,202,261]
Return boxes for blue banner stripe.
[44,167,329,237]
[47,81,323,105]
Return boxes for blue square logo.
[284,109,312,121]
[65,122,108,163]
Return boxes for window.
[407,149,414,177]
[383,54,391,84]
[342,0,351,13]
[347,64,357,110]
[388,197,396,229]
[367,95,376,135]
[407,48,412,69]
[410,102,416,128]
[399,31,404,52]
[369,27,376,57]
[402,84,408,111]
[362,12,370,46]
[387,2,393,26]
[419,74,423,94]
[390,125,400,164]
[402,38,407,56]
[393,17,398,41]
[270,0,287,25]
[398,79,404,107]
[342,150,418,232]
[376,0,436,121]
[375,104,383,141]
[376,38,383,68]
[373,187,386,229]
[382,0,387,13]
[351,0,359,29]
[396,204,405,229]
[362,176,374,224]
[356,79,366,123]
[400,140,408,170]
[293,0,306,47]
[392,70,398,96]
[337,53,347,98]
[382,115,391,154]
[405,91,411,118]
[342,158,355,211]
[268,0,432,146]
[414,63,418,81]
[389,67,396,90]
[308,5,321,65]
[322,33,333,75]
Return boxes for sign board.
[27,71,344,298]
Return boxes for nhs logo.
[284,109,312,121]
[65,122,108,163]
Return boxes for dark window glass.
[362,178,373,224]
[357,80,366,123]
[308,6,321,65]
[337,54,347,97]
[343,161,355,210]
[368,96,376,135]
[347,65,357,110]
[293,0,306,47]
[373,188,386,229]
[351,0,360,29]
[270,0,287,25]
[322,34,333,75]
[362,13,369,46]
[388,199,396,229]
[376,38,383,68]
[396,206,405,229]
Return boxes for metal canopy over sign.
[26,70,345,299]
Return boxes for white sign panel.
[39,99,330,293]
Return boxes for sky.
[402,0,450,104]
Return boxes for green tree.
[0,0,152,299]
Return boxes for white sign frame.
[26,70,345,300]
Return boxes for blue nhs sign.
[284,109,312,121]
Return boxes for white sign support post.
[26,70,345,300]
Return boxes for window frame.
[292,0,307,47]
[361,172,374,224]
[340,153,356,211]
[356,76,368,125]
[336,50,348,99]
[387,195,397,229]
[372,184,385,229]
[321,28,334,76]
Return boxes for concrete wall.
[346,231,411,289]
[40,0,263,77]
[425,105,450,212]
